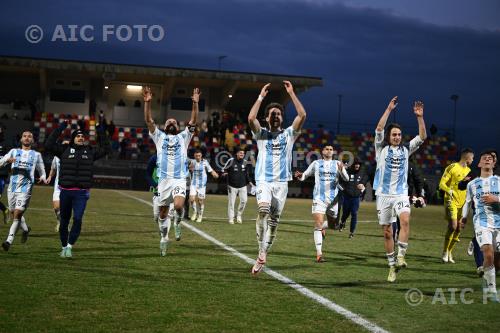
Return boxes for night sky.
[1,0,499,154]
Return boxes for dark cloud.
[1,0,499,151]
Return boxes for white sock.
[322,221,328,229]
[6,219,19,243]
[314,228,323,255]
[397,241,408,257]
[199,204,204,217]
[256,214,268,252]
[155,214,162,233]
[160,217,171,241]
[174,208,184,225]
[19,216,28,232]
[191,202,197,215]
[67,243,73,249]
[484,265,497,293]
[386,252,396,267]
[262,219,278,253]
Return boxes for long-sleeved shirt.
[439,162,470,206]
[373,129,424,196]
[408,161,425,197]
[341,167,368,198]
[45,124,111,189]
[221,157,252,188]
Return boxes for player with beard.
[248,81,306,275]
[1,131,48,252]
[143,86,199,255]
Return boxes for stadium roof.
[0,55,323,91]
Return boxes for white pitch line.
[115,190,389,333]
[29,205,377,223]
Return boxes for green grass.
[0,186,499,333]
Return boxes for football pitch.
[0,186,498,333]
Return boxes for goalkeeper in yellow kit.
[439,148,474,263]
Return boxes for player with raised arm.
[460,151,500,302]
[143,86,199,254]
[145,153,174,256]
[1,131,48,252]
[295,144,348,262]
[189,149,219,223]
[439,148,474,263]
[248,80,306,275]
[373,97,427,282]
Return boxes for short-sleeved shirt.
[190,159,213,187]
[0,148,45,194]
[149,127,194,181]
[301,159,342,202]
[253,126,300,183]
[465,175,500,229]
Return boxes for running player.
[439,148,474,263]
[145,154,174,256]
[189,149,219,223]
[373,97,427,282]
[248,80,306,275]
[143,86,199,251]
[1,131,48,251]
[460,151,500,302]
[295,144,348,262]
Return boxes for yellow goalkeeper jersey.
[439,162,470,206]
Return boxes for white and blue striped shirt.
[0,148,46,194]
[51,156,60,190]
[253,126,300,183]
[190,159,213,187]
[463,175,500,229]
[300,159,348,202]
[150,127,194,181]
[373,129,423,196]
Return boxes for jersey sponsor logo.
[162,137,181,157]
[384,153,406,170]
[264,135,287,156]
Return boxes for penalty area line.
[115,190,390,333]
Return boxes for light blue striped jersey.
[253,126,300,183]
[149,127,194,181]
[373,129,424,196]
[190,159,213,187]
[51,156,60,190]
[464,175,500,229]
[301,159,347,202]
[0,148,46,194]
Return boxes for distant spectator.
[98,110,106,126]
[430,124,438,136]
[117,99,126,107]
[77,119,85,131]
[107,121,116,138]
[119,138,128,159]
